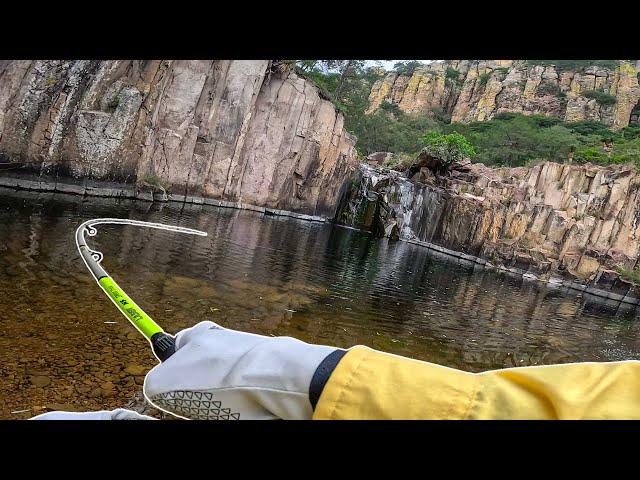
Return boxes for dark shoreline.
[2,175,640,307]
[0,174,329,223]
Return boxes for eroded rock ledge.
[0,61,358,218]
[336,161,640,304]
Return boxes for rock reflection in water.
[1,188,640,418]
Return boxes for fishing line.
[76,218,208,362]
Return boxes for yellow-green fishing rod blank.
[76,218,208,362]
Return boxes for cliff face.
[367,60,640,130]
[0,60,357,217]
[337,161,640,301]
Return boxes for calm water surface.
[2,188,640,418]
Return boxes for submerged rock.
[29,375,51,387]
[123,364,146,376]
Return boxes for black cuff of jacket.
[309,348,348,410]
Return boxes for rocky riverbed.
[5,187,640,418]
[2,320,162,419]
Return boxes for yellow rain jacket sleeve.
[313,346,640,419]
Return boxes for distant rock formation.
[367,60,640,130]
[0,61,358,217]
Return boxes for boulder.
[30,375,51,387]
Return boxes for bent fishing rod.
[76,218,208,362]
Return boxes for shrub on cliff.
[582,90,617,106]
[445,67,462,87]
[537,80,561,97]
[478,72,491,87]
[421,132,476,167]
[610,138,640,165]
[615,265,640,286]
[393,61,424,76]
[621,124,640,140]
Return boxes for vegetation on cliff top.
[581,90,617,106]
[392,61,424,76]
[296,60,640,169]
[445,113,640,167]
[525,60,621,72]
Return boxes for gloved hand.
[143,321,342,420]
[30,408,154,420]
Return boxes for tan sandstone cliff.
[338,160,640,302]
[0,60,358,217]
[367,60,640,130]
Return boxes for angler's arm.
[31,325,640,420]
[313,346,640,420]
[31,409,155,420]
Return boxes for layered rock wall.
[0,60,358,217]
[337,161,640,300]
[367,60,640,130]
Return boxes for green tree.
[329,60,366,103]
[421,132,476,166]
[296,60,319,73]
[445,67,461,86]
[354,110,442,156]
[295,60,441,157]
[393,61,423,76]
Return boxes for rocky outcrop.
[365,151,395,166]
[337,161,640,302]
[0,61,357,217]
[367,60,640,130]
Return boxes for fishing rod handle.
[151,332,176,362]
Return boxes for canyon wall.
[367,60,640,130]
[0,60,358,217]
[337,161,640,301]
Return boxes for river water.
[2,188,640,418]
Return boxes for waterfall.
[335,163,448,243]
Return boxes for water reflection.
[1,188,640,418]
